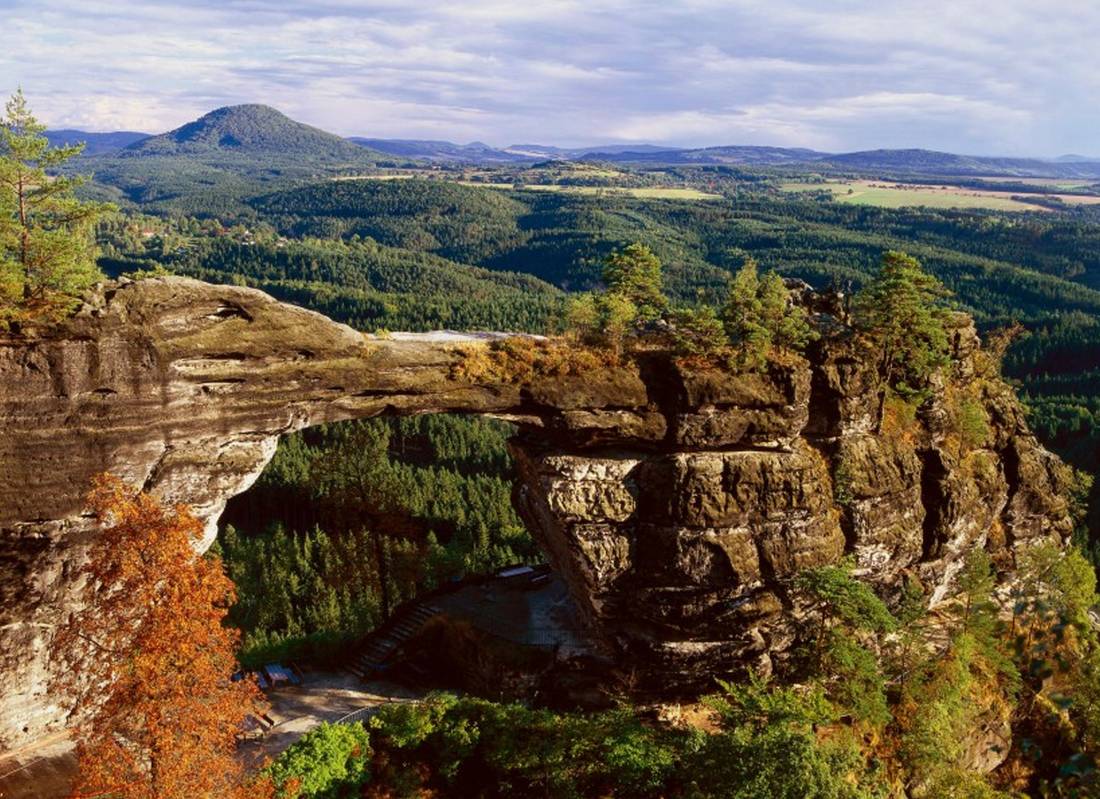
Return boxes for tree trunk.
[17,172,30,301]
[372,526,392,620]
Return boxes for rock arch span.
[0,277,1071,752]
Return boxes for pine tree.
[852,251,952,402]
[0,90,110,326]
[759,270,815,351]
[670,305,729,359]
[602,242,667,322]
[563,292,600,341]
[722,257,815,370]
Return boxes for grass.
[459,182,723,200]
[779,180,1100,211]
[332,173,721,201]
[979,177,1096,189]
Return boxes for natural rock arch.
[0,277,1071,752]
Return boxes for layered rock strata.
[0,277,1072,750]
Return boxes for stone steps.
[346,603,440,680]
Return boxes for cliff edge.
[0,277,1072,752]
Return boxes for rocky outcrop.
[0,277,1073,751]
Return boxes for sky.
[1,0,1098,155]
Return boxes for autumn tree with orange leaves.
[50,475,269,799]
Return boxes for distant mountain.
[589,145,830,165]
[821,148,1100,178]
[577,144,680,156]
[494,143,1100,177]
[46,129,150,156]
[124,104,383,161]
[77,105,402,214]
[346,139,683,163]
[339,139,825,167]
[349,138,527,163]
[503,143,679,160]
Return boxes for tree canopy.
[51,475,262,799]
[0,90,108,326]
[852,250,952,399]
[601,242,667,322]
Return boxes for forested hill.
[45,129,149,155]
[97,219,562,333]
[123,104,383,161]
[74,105,407,212]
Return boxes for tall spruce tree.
[722,257,815,370]
[0,89,109,326]
[852,251,952,404]
[602,242,667,323]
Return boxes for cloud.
[0,0,1097,154]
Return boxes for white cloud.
[0,0,1097,153]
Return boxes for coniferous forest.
[84,168,1100,796]
[8,73,1100,797]
[95,175,1100,549]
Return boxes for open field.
[979,177,1097,189]
[781,180,1100,211]
[336,173,722,201]
[334,173,416,181]
[491,183,723,200]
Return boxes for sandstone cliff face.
[0,277,1073,751]
[514,321,1074,692]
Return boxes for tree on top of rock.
[51,475,264,799]
[565,242,669,355]
[0,90,111,328]
[602,242,667,323]
[852,251,952,401]
[722,257,816,370]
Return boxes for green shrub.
[265,722,371,798]
[832,456,855,506]
[563,292,600,340]
[694,677,876,799]
[796,562,897,635]
[955,396,991,450]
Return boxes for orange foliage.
[50,475,265,799]
[450,336,618,384]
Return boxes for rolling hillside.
[820,148,1100,178]
[125,104,379,160]
[45,129,149,155]
[78,105,405,213]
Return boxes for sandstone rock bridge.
[0,277,1072,752]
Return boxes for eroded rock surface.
[0,277,1073,751]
